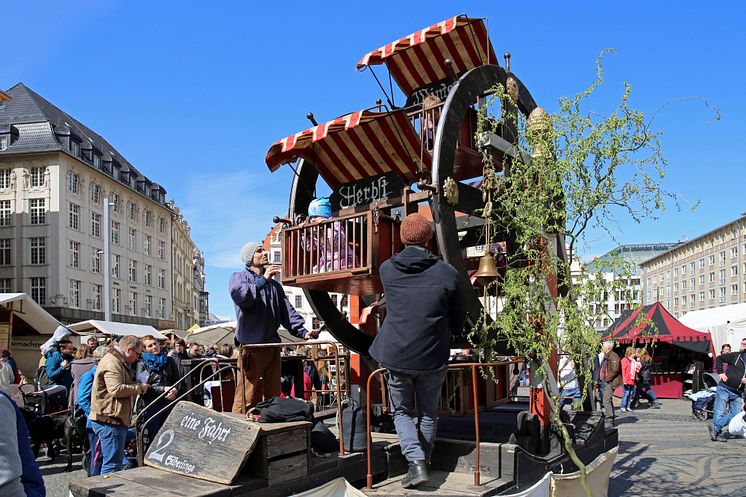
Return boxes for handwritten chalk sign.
[144,402,259,484]
[330,172,405,211]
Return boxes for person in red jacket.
[620,347,637,412]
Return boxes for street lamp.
[102,197,115,322]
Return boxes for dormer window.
[70,140,80,157]
[0,135,8,151]
[93,155,101,169]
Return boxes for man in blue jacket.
[370,213,466,489]
[230,241,317,413]
[45,339,74,391]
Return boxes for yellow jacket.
[89,347,143,426]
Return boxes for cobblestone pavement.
[42,398,740,497]
[608,398,744,497]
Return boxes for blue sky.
[4,2,745,320]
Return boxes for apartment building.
[641,214,746,318]
[0,83,205,328]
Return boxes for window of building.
[92,284,102,310]
[732,247,738,258]
[719,269,726,284]
[673,268,678,278]
[674,297,679,307]
[93,155,101,169]
[0,169,10,188]
[682,295,687,305]
[158,217,165,234]
[0,278,11,293]
[69,279,81,308]
[70,140,80,157]
[67,171,79,194]
[144,235,152,256]
[682,280,687,290]
[69,241,80,268]
[709,272,715,283]
[144,210,152,228]
[29,198,45,225]
[128,260,137,282]
[90,183,100,204]
[145,295,152,317]
[159,298,166,318]
[128,228,137,251]
[69,203,80,230]
[30,238,45,265]
[294,295,302,308]
[0,200,11,226]
[112,254,120,278]
[30,277,46,305]
[690,261,696,273]
[30,167,44,187]
[732,266,738,277]
[111,193,120,213]
[674,282,679,292]
[690,278,696,289]
[700,258,705,269]
[0,136,8,151]
[720,251,726,267]
[91,248,101,274]
[144,264,152,285]
[681,264,686,275]
[699,275,705,286]
[732,284,739,296]
[719,287,726,303]
[128,201,137,221]
[709,289,716,300]
[158,241,166,260]
[111,221,120,245]
[273,250,281,263]
[112,288,121,313]
[90,212,101,238]
[0,239,10,266]
[128,292,137,316]
[158,269,166,289]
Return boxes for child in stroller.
[686,372,719,421]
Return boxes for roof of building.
[584,242,682,275]
[640,213,746,267]
[0,82,166,199]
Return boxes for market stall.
[604,302,714,398]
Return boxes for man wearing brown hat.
[370,213,466,489]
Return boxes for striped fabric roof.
[265,108,429,188]
[356,16,497,96]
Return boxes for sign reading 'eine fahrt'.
[330,172,405,211]
[144,401,259,484]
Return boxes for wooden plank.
[266,428,308,459]
[144,401,260,484]
[111,467,237,497]
[69,474,182,497]
[267,451,309,485]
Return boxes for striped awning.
[265,108,430,188]
[356,15,497,96]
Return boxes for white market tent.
[186,321,333,346]
[68,320,167,340]
[0,293,61,335]
[680,303,746,353]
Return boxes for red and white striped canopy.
[356,16,497,96]
[265,109,430,188]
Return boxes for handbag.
[339,400,367,452]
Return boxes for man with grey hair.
[90,336,149,474]
[230,242,317,413]
[600,340,621,426]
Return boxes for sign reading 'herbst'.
[144,402,259,484]
[330,172,405,211]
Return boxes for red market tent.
[603,302,714,355]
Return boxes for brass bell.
[474,254,499,279]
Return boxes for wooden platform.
[366,470,512,496]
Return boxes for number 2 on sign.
[148,429,175,462]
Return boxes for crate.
[245,421,311,485]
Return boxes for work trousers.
[385,366,448,462]
[232,347,282,413]
[602,381,616,420]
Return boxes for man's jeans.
[712,384,744,434]
[92,421,128,474]
[385,367,448,463]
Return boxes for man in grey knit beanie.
[229,241,317,413]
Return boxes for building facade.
[0,83,205,328]
[641,215,746,318]
[581,243,681,331]
[170,203,198,329]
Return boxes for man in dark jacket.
[600,340,622,425]
[370,213,466,489]
[230,241,317,413]
[709,337,746,442]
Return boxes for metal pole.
[103,197,112,322]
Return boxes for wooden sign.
[144,402,259,484]
[404,76,457,108]
[330,172,405,211]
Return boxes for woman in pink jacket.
[620,347,637,412]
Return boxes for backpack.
[252,396,313,423]
[340,400,367,452]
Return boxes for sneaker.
[620,407,627,412]
[716,433,728,443]
[708,424,719,441]
[401,461,429,489]
[651,402,661,409]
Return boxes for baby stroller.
[19,383,69,415]
[686,372,719,421]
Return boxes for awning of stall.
[186,320,304,346]
[356,15,497,97]
[265,108,429,188]
[603,302,713,354]
[67,319,166,340]
[0,293,61,336]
